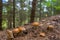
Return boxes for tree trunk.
[7,0,13,29]
[0,0,3,30]
[30,0,37,23]
[7,11,13,29]
[19,0,25,26]
[13,0,15,28]
[39,0,42,20]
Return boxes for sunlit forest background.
[0,0,60,30]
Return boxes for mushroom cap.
[18,27,26,31]
[48,25,54,28]
[6,30,14,38]
[47,25,54,30]
[32,22,40,26]
[40,32,45,37]
[6,30,12,34]
[12,28,20,33]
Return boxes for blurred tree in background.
[0,0,3,30]
[13,0,15,28]
[0,0,60,30]
[30,0,37,23]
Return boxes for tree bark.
[13,0,15,28]
[30,0,37,23]
[7,0,13,29]
[19,0,25,26]
[39,0,42,20]
[0,0,3,30]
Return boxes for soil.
[0,15,60,40]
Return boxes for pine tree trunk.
[0,0,3,30]
[19,0,25,26]
[7,11,13,29]
[7,0,13,29]
[30,0,37,23]
[13,0,15,28]
[39,0,42,20]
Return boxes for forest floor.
[0,15,60,40]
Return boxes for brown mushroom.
[40,32,45,37]
[32,22,40,27]
[18,27,26,31]
[12,28,20,34]
[47,25,54,31]
[6,30,14,40]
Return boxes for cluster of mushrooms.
[6,22,54,40]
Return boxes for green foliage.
[44,2,51,7]
[2,20,7,29]
[52,0,56,2]
[54,6,60,10]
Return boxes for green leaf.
[44,2,51,7]
[54,6,60,10]
[52,0,56,2]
